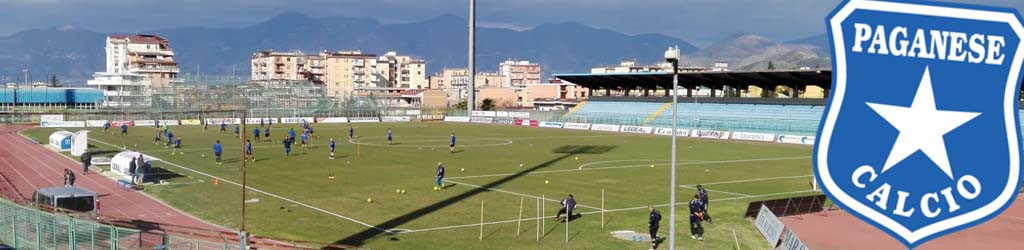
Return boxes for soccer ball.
[202,154,206,158]
[433,186,439,191]
[460,168,465,172]
[651,164,655,168]
[574,156,578,160]
[396,189,401,193]
[133,144,137,147]
[401,190,406,194]
[367,198,373,203]
[545,180,550,184]
[519,163,524,167]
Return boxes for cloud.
[0,0,1022,46]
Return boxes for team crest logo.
[817,0,1024,247]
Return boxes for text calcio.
[851,23,1007,65]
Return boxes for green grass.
[23,122,818,249]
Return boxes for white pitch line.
[579,156,811,170]
[446,156,811,180]
[678,186,752,198]
[445,179,602,211]
[403,189,821,234]
[681,174,815,186]
[87,137,386,232]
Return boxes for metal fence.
[0,199,143,250]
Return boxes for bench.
[117,180,132,190]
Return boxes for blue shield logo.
[817,0,1024,247]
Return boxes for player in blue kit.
[387,128,393,145]
[300,131,309,149]
[329,138,336,159]
[348,125,354,139]
[253,127,261,142]
[171,137,182,155]
[264,126,270,141]
[449,132,456,153]
[435,162,445,190]
[212,140,223,165]
[165,130,174,147]
[245,140,253,162]
[288,128,296,145]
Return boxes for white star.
[866,67,980,179]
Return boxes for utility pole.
[23,69,29,86]
[467,0,476,114]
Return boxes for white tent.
[48,131,74,151]
[110,151,148,179]
[70,130,89,156]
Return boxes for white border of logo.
[819,0,1024,245]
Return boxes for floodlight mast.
[664,46,681,250]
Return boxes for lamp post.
[663,46,680,250]
[467,0,476,115]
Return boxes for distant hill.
[0,12,832,86]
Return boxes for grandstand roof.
[553,69,833,91]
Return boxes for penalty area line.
[87,137,386,232]
[403,189,820,234]
[444,179,602,210]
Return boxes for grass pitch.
[25,122,818,249]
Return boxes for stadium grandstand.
[553,69,833,136]
[0,87,104,111]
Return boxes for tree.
[767,61,776,71]
[49,74,60,87]
[453,100,467,110]
[480,98,496,111]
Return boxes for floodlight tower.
[467,0,477,114]
[664,46,681,250]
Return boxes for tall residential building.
[105,34,180,87]
[250,50,323,84]
[248,49,427,97]
[89,34,179,107]
[499,60,541,86]
[375,51,427,89]
[429,68,506,90]
[322,50,376,97]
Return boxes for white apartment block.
[499,60,541,86]
[89,34,180,107]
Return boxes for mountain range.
[0,12,831,86]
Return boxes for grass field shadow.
[326,145,615,248]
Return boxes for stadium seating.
[562,101,825,135]
[650,103,823,135]
[562,101,666,126]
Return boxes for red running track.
[782,196,1024,249]
[0,125,224,232]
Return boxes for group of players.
[101,119,716,248]
[645,185,712,249]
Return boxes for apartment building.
[499,60,542,86]
[322,50,376,97]
[376,51,427,89]
[250,50,324,84]
[428,68,506,89]
[104,34,180,87]
[88,34,179,107]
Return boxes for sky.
[1,0,1023,46]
